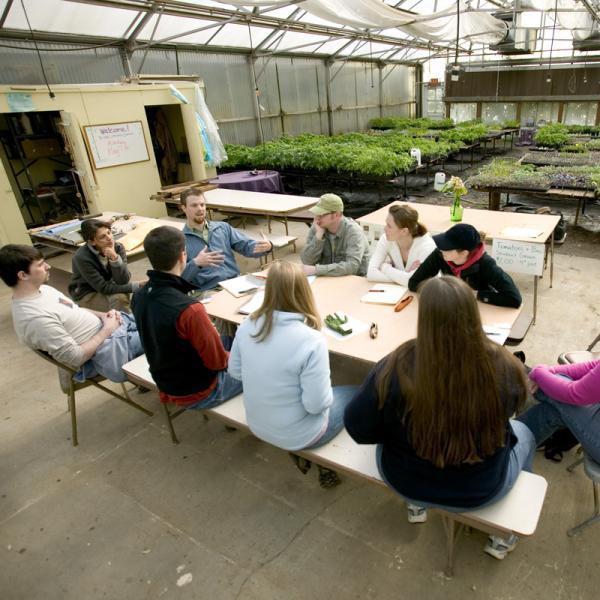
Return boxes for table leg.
[442,515,464,578]
[489,191,501,211]
[575,199,582,225]
[533,275,538,324]
[550,233,554,288]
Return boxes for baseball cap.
[309,193,344,215]
[433,223,480,251]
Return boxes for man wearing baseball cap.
[300,193,370,277]
[408,223,521,308]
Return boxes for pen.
[368,289,385,292]
[394,295,413,312]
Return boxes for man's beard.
[193,214,205,225]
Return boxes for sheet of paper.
[501,227,544,239]
[238,290,265,315]
[483,323,512,346]
[119,221,161,251]
[360,283,407,305]
[322,312,370,341]
[219,275,261,298]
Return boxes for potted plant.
[441,175,467,222]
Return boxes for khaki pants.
[77,292,131,313]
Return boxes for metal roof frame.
[1,0,600,69]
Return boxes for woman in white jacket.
[228,261,357,487]
[367,204,436,286]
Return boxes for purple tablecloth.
[211,170,283,194]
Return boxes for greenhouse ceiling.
[1,0,600,66]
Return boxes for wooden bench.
[122,354,547,576]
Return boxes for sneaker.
[484,534,518,560]
[407,504,428,524]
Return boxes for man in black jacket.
[132,226,242,409]
[68,219,145,312]
[408,223,522,308]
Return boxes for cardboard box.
[20,137,62,159]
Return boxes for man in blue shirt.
[180,188,272,291]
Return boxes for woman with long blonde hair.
[344,276,535,559]
[228,261,357,487]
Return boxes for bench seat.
[122,354,547,575]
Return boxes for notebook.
[238,290,265,315]
[219,274,262,298]
[360,283,407,305]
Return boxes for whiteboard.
[83,121,150,169]
[491,238,545,276]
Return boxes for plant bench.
[122,354,548,576]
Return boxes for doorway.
[0,110,88,227]
[144,105,191,187]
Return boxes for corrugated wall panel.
[130,48,178,75]
[382,64,415,117]
[0,41,124,84]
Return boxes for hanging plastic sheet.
[213,0,508,44]
[169,84,227,167]
[528,0,594,41]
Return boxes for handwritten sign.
[83,121,149,169]
[492,238,545,276]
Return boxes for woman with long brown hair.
[367,204,436,285]
[344,276,535,559]
[228,261,357,487]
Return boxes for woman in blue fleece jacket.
[228,261,357,487]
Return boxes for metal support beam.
[0,0,14,29]
[255,7,304,52]
[330,41,370,82]
[66,0,451,53]
[415,63,424,118]
[120,45,133,77]
[248,55,264,146]
[324,60,334,136]
[127,1,158,42]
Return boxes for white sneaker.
[484,534,518,560]
[407,503,428,523]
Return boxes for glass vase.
[450,196,464,222]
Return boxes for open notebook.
[360,283,407,305]
[238,290,265,315]
[219,274,264,298]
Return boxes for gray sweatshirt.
[300,216,370,276]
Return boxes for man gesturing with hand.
[180,188,272,292]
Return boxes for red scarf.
[445,242,486,278]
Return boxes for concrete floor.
[1,213,600,600]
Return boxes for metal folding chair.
[33,349,153,446]
[558,333,600,365]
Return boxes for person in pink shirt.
[517,359,600,463]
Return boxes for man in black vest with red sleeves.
[132,226,242,409]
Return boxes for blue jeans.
[306,385,358,449]
[376,419,536,513]
[77,312,143,383]
[187,334,242,409]
[188,370,243,410]
[517,387,600,464]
